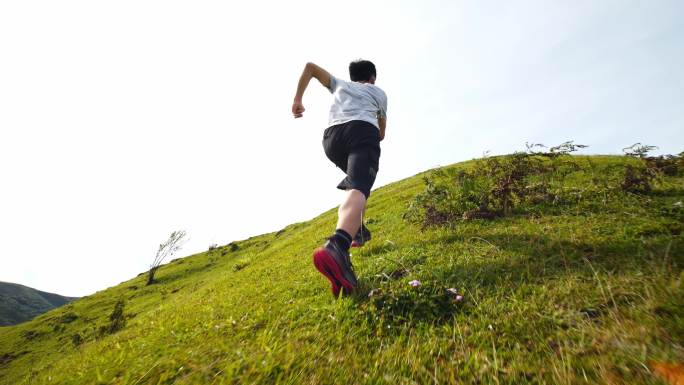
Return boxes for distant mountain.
[0,282,78,326]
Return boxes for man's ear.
[369,76,376,84]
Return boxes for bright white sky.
[1,1,682,297]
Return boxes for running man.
[292,60,387,297]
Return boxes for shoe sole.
[313,248,355,297]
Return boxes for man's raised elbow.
[301,62,315,76]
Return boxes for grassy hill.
[0,153,682,384]
[0,282,77,326]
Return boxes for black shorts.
[322,120,381,198]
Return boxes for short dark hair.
[349,60,377,82]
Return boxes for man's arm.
[292,62,332,118]
[378,117,386,141]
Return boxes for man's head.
[349,60,377,84]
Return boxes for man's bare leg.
[336,189,366,238]
[311,188,365,297]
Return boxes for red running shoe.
[313,239,358,297]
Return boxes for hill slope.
[0,154,682,384]
[0,282,77,326]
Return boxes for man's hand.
[292,100,305,118]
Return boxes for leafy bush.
[473,152,548,215]
[98,299,126,336]
[404,169,490,227]
[620,144,682,193]
[59,312,78,324]
[71,333,83,347]
[405,142,588,227]
[621,164,655,193]
[232,258,250,272]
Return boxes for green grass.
[0,155,682,384]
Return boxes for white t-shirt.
[328,75,388,129]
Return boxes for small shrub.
[233,260,249,272]
[404,170,490,227]
[645,155,681,177]
[620,143,682,192]
[0,352,25,366]
[0,353,13,366]
[621,164,654,193]
[21,330,43,341]
[59,312,78,324]
[473,152,547,215]
[98,299,126,336]
[71,333,83,346]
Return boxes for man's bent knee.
[346,188,369,201]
